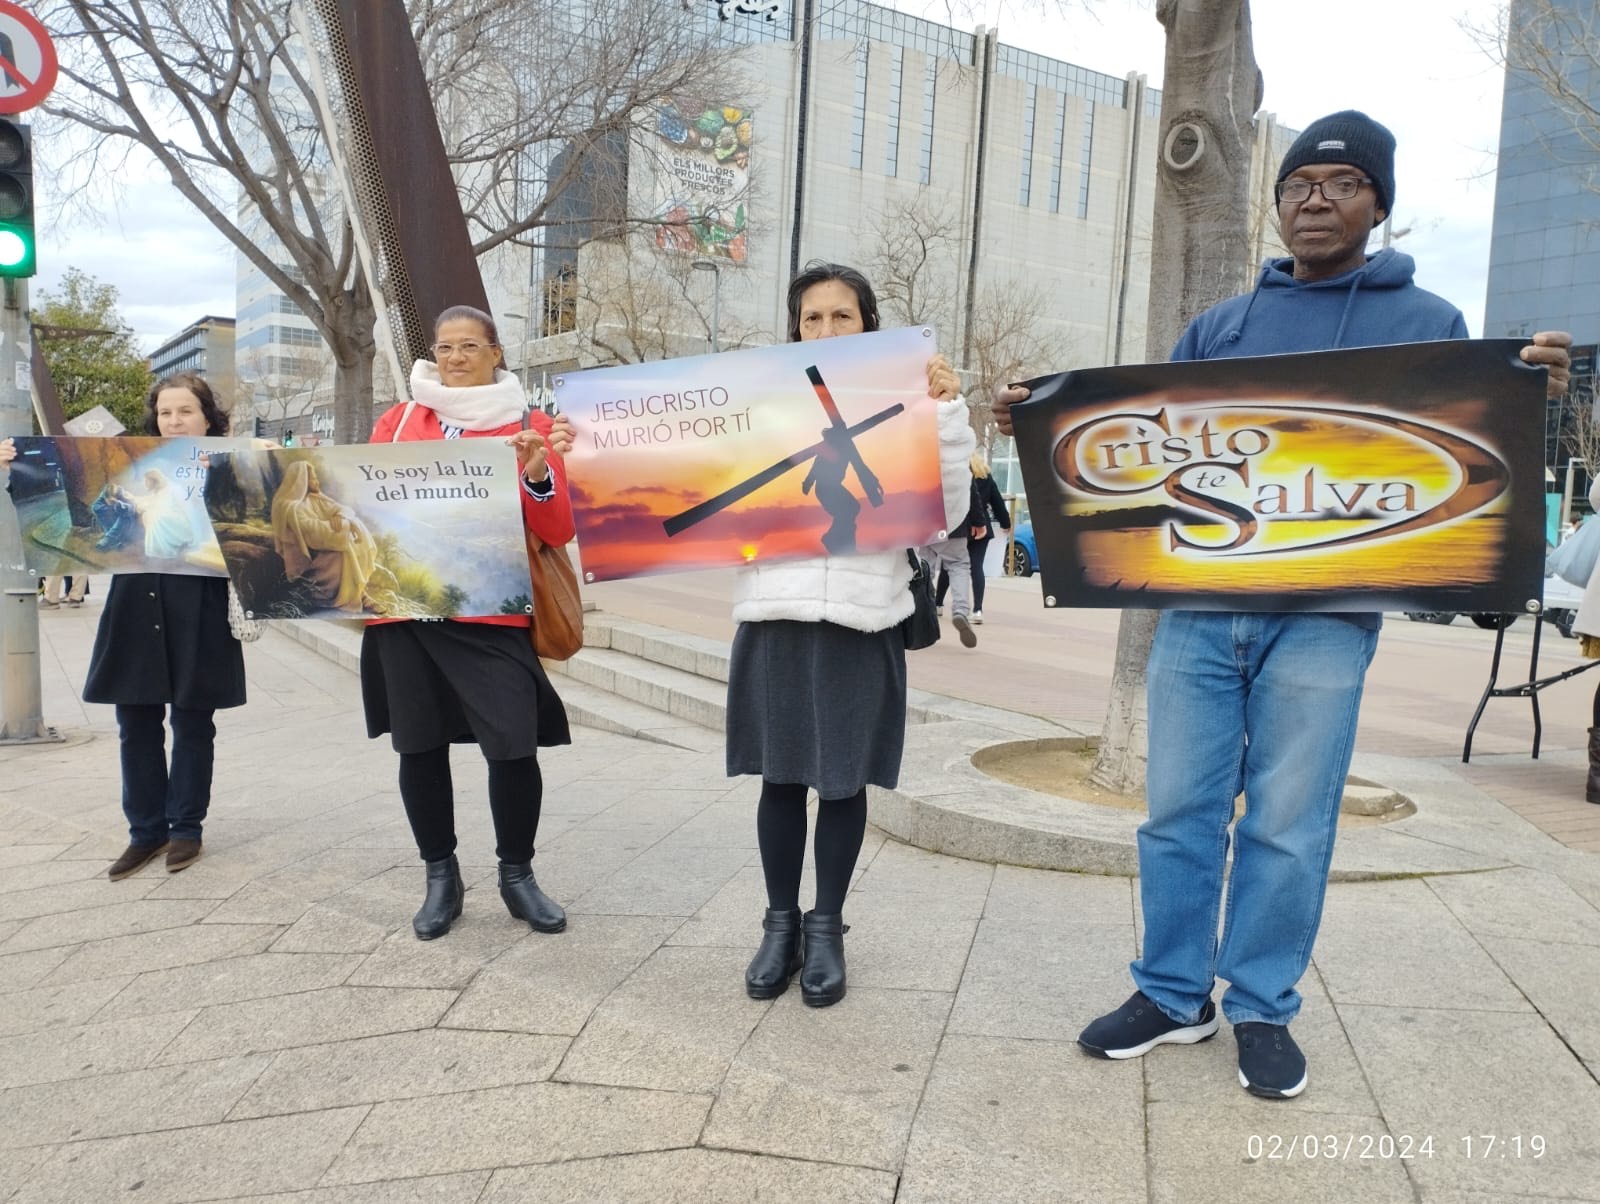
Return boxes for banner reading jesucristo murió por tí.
[1009,339,1548,615]
[557,327,947,582]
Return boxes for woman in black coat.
[2,374,247,881]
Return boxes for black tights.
[398,745,542,864]
[755,779,868,915]
[1592,679,1600,728]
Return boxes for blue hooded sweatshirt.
[1170,247,1468,364]
[1169,248,1468,629]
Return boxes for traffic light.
[0,118,34,279]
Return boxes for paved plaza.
[2,580,1599,1202]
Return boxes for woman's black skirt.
[361,621,570,759]
[725,619,906,798]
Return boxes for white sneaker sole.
[1239,1067,1308,1098]
[1091,1013,1221,1060]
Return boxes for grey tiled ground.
[1,609,1598,1201]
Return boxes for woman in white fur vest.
[734,262,976,1007]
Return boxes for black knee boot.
[745,907,804,999]
[413,854,463,940]
[800,911,849,1007]
[499,861,566,933]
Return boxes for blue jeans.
[1131,611,1378,1027]
[115,704,216,845]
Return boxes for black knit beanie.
[1276,110,1395,220]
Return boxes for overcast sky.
[32,0,1509,353]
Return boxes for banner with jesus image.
[202,441,532,620]
[1009,339,1548,614]
[556,327,947,582]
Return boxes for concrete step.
[553,675,723,753]
[581,613,732,683]
[545,645,728,732]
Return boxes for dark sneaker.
[107,841,167,881]
[165,838,203,872]
[952,612,978,648]
[1078,991,1220,1059]
[1235,1022,1307,1099]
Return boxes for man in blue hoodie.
[994,111,1571,1100]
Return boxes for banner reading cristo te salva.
[557,327,946,582]
[1010,339,1547,614]
[202,441,531,620]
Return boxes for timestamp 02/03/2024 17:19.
[1245,1133,1548,1161]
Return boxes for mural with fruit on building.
[650,97,751,264]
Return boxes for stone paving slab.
[229,1028,569,1119]
[702,986,952,1172]
[0,1055,271,1149]
[320,1081,711,1184]
[898,1033,1145,1204]
[10,1106,369,1203]
[481,1149,897,1203]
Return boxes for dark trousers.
[398,744,543,864]
[936,539,992,610]
[115,704,216,845]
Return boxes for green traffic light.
[0,230,25,268]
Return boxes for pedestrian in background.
[937,452,1010,625]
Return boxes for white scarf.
[407,360,527,431]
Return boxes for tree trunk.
[1089,0,1261,796]
[326,280,379,444]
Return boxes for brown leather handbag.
[520,408,584,660]
[526,531,583,660]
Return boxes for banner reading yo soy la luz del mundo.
[8,435,248,579]
[557,327,947,583]
[1009,339,1548,615]
[202,441,532,621]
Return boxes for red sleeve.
[521,410,576,546]
[370,404,404,444]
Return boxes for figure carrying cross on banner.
[662,362,902,555]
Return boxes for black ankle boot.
[413,854,463,941]
[799,911,849,1007]
[499,861,566,933]
[745,907,804,999]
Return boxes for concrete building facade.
[147,314,237,418]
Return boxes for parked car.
[1006,521,1037,577]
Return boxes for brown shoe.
[165,838,203,872]
[107,841,167,881]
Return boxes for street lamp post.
[692,257,722,353]
[503,306,535,401]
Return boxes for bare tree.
[865,192,1062,448]
[865,195,962,335]
[963,279,1066,455]
[234,345,334,437]
[41,0,737,442]
[1089,0,1262,796]
[572,233,768,366]
[1467,0,1600,183]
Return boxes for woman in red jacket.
[364,305,575,941]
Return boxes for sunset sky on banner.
[558,328,946,582]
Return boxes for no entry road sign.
[0,2,57,116]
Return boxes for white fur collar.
[408,360,526,430]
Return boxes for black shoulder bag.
[900,548,941,650]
